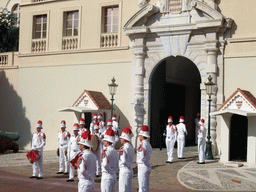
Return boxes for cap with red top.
[98,113,103,119]
[112,114,117,120]
[80,118,85,125]
[78,130,92,147]
[120,126,133,142]
[198,119,205,126]
[167,116,173,123]
[73,123,79,131]
[139,125,150,138]
[103,129,115,143]
[60,120,66,128]
[93,113,98,119]
[36,120,43,128]
[179,116,185,123]
[107,119,113,126]
[94,122,99,130]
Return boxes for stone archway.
[149,56,201,148]
[124,0,233,154]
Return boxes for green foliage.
[0,9,19,52]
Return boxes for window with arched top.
[12,4,20,27]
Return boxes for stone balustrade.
[0,52,16,68]
[31,39,47,53]
[62,37,79,50]
[101,33,118,48]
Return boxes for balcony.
[62,37,79,50]
[0,52,18,69]
[101,33,118,48]
[31,39,47,53]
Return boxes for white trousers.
[177,136,185,158]
[69,163,75,179]
[198,138,206,163]
[101,172,116,192]
[59,147,69,172]
[32,151,43,177]
[78,179,95,192]
[138,164,151,192]
[119,168,133,192]
[166,138,176,161]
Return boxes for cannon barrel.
[0,131,20,141]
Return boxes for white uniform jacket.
[198,126,206,139]
[166,125,177,141]
[32,132,46,151]
[68,134,81,160]
[57,130,70,149]
[119,142,135,170]
[136,140,152,167]
[89,121,96,134]
[101,145,119,175]
[176,123,187,137]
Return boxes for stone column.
[131,37,146,147]
[205,46,219,155]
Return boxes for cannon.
[0,130,20,153]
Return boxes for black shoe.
[57,172,64,174]
[66,179,74,182]
[64,172,69,175]
[96,175,100,178]
[197,162,205,164]
[37,177,43,180]
[30,176,37,179]
[178,157,185,159]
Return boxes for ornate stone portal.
[124,0,232,154]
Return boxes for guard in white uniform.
[57,120,70,174]
[89,113,97,134]
[112,114,120,144]
[79,118,88,135]
[195,113,200,144]
[77,130,96,192]
[101,119,117,147]
[137,125,152,192]
[67,123,81,182]
[176,116,187,159]
[93,122,102,177]
[98,113,106,135]
[197,119,206,164]
[165,116,177,163]
[101,129,119,192]
[30,120,46,179]
[119,127,135,192]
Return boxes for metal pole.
[111,95,114,118]
[205,94,214,160]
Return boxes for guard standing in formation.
[93,122,102,177]
[137,125,152,192]
[101,129,119,192]
[118,127,135,192]
[197,119,206,164]
[30,120,46,179]
[165,116,177,163]
[77,130,96,192]
[89,113,97,134]
[57,120,70,174]
[112,114,120,144]
[79,118,87,135]
[67,123,81,182]
[98,113,106,135]
[195,113,200,144]
[176,116,187,159]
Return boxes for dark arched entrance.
[150,56,201,148]
[230,114,248,161]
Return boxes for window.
[103,6,119,33]
[12,4,20,27]
[63,11,79,37]
[33,15,47,39]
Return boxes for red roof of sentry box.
[218,88,256,111]
[72,90,111,110]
